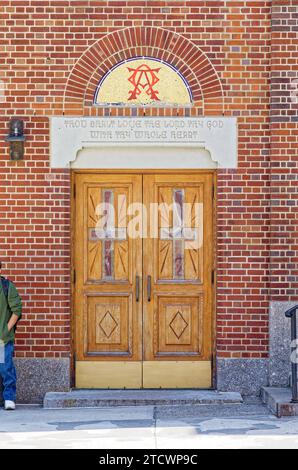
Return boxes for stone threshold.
[43,389,243,409]
[261,387,298,417]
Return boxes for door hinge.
[72,268,76,284]
[212,183,215,200]
[73,183,76,199]
[211,268,215,284]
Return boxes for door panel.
[143,174,213,388]
[155,295,203,355]
[87,186,131,282]
[156,185,204,283]
[74,174,142,388]
[86,294,132,355]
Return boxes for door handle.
[136,274,140,302]
[147,275,152,302]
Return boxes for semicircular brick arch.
[63,27,224,116]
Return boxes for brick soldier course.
[0,1,297,403]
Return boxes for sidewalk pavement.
[0,398,298,449]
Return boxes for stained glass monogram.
[94,58,192,106]
[127,63,160,101]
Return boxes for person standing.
[0,261,22,410]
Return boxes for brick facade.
[270,1,298,300]
[0,1,297,399]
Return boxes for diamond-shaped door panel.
[85,295,132,355]
[154,296,203,356]
[99,310,118,339]
[169,311,188,340]
[165,304,191,346]
[96,304,120,344]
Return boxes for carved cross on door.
[88,189,126,279]
[160,189,197,279]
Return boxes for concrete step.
[43,389,243,409]
[261,387,298,417]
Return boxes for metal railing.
[285,305,298,403]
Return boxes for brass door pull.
[147,275,152,302]
[136,275,140,302]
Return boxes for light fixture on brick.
[5,119,26,160]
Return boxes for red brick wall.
[270,0,298,301]
[0,118,71,359]
[1,1,293,362]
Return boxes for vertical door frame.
[70,169,217,389]
[70,169,76,388]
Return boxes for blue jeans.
[0,341,16,402]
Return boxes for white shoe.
[4,400,16,411]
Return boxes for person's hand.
[7,314,19,332]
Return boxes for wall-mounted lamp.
[5,119,26,160]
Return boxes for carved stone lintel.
[50,116,238,169]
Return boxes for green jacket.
[0,278,22,344]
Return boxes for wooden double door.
[73,171,214,388]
